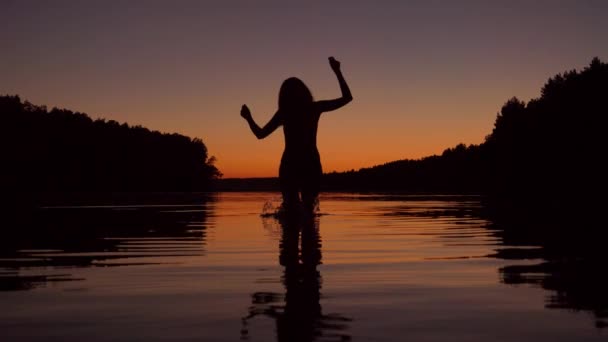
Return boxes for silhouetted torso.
[278,105,323,206]
[281,105,320,154]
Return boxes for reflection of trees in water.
[0,196,214,291]
[371,199,608,330]
[489,224,608,329]
[397,200,608,330]
[242,215,351,342]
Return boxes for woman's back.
[281,106,321,155]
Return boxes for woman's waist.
[281,147,320,161]
[283,144,319,154]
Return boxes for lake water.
[1,192,606,341]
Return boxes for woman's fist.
[329,56,341,72]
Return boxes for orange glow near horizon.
[179,84,535,178]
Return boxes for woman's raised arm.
[315,57,353,113]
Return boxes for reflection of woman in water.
[241,57,353,212]
[241,215,352,341]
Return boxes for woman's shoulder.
[311,102,324,116]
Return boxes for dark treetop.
[1,95,221,196]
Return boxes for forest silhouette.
[325,58,606,195]
[1,96,220,199]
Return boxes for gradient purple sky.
[2,1,608,177]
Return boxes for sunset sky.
[2,1,608,178]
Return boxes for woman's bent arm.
[241,105,282,139]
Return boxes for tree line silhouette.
[322,143,487,193]
[320,57,606,221]
[1,95,220,196]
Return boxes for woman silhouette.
[241,57,352,213]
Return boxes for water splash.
[312,197,321,214]
[260,197,322,218]
[261,197,283,217]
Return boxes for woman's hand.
[240,104,252,120]
[329,56,341,73]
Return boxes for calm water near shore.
[1,192,605,341]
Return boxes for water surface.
[1,193,605,341]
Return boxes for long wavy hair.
[278,77,313,114]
